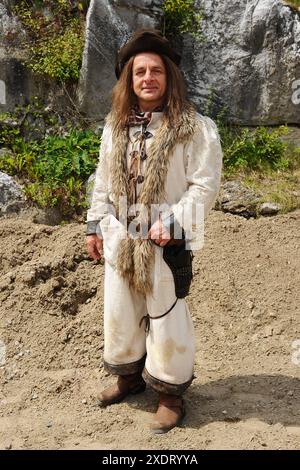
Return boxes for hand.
[86,234,103,260]
[148,218,171,247]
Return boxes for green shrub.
[284,1,300,9]
[217,122,291,175]
[163,0,204,39]
[27,21,84,81]
[0,127,101,215]
[12,0,87,82]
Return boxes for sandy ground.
[0,208,299,450]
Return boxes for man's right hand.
[86,235,103,261]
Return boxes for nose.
[144,68,153,81]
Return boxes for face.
[132,52,167,111]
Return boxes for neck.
[137,100,164,113]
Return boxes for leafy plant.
[284,1,300,9]
[219,124,291,174]
[163,0,204,39]
[0,126,101,216]
[12,0,88,82]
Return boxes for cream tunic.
[86,111,223,245]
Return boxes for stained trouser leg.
[143,245,195,395]
[103,260,147,375]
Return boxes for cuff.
[103,355,146,376]
[142,368,194,396]
[86,220,103,238]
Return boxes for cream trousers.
[102,231,195,395]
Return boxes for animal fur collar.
[106,104,199,295]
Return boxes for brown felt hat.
[115,28,181,79]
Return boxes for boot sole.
[150,405,186,434]
[98,382,146,408]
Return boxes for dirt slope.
[0,209,299,450]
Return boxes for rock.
[215,180,261,218]
[21,269,37,287]
[185,0,300,125]
[263,326,273,337]
[0,171,26,216]
[273,324,284,335]
[258,202,282,216]
[0,2,75,114]
[77,0,162,119]
[246,300,255,310]
[0,2,26,48]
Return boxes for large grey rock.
[216,180,262,218]
[185,0,300,125]
[0,170,25,215]
[78,0,300,125]
[77,0,163,119]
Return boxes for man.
[86,29,223,433]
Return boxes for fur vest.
[106,105,200,295]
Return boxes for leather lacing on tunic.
[126,104,164,206]
[127,105,180,331]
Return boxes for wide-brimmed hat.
[115,28,181,79]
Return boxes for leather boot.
[150,393,185,434]
[97,372,146,407]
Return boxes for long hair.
[110,54,191,131]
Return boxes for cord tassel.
[139,298,178,333]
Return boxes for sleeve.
[161,115,223,247]
[85,123,112,237]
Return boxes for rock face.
[184,0,300,125]
[78,0,300,125]
[0,0,46,112]
[0,171,25,215]
[1,0,299,124]
[77,0,163,119]
[0,1,76,114]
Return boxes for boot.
[150,393,185,434]
[97,372,146,407]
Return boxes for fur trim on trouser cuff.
[103,355,146,376]
[142,368,194,396]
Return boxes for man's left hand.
[148,218,171,247]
